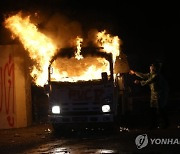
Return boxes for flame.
[4,12,57,86]
[4,12,121,86]
[96,30,120,63]
[51,57,109,82]
[75,36,83,60]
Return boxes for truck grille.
[61,111,101,115]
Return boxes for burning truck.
[4,12,131,132]
[45,46,121,132]
[45,44,130,131]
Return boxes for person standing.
[129,62,169,129]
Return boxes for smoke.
[33,11,106,49]
[84,28,99,46]
[38,13,105,49]
[37,12,83,49]
[50,47,112,64]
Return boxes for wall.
[0,45,32,129]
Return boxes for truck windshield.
[49,56,110,82]
[48,47,113,82]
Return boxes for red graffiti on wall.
[0,54,15,127]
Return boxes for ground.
[0,118,180,154]
[0,123,52,154]
[0,94,179,153]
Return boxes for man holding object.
[129,62,169,129]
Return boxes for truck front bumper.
[48,114,114,124]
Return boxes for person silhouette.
[129,62,169,129]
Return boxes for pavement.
[0,123,53,153]
[0,94,179,153]
[0,120,180,154]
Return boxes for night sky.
[0,0,180,93]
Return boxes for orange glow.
[51,57,110,82]
[96,30,120,63]
[4,12,121,86]
[75,36,83,60]
[4,12,57,86]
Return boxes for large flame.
[96,30,120,63]
[51,57,110,82]
[4,12,57,86]
[4,12,121,86]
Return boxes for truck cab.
[45,47,120,132]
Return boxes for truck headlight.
[52,105,60,114]
[102,105,111,113]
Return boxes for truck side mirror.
[44,84,50,93]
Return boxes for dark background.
[0,0,180,94]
